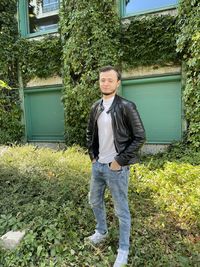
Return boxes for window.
[19,0,60,37]
[42,0,59,13]
[122,0,178,17]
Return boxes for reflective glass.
[125,0,178,15]
[28,0,59,34]
[43,0,59,13]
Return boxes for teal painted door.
[122,75,182,143]
[24,86,65,141]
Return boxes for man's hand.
[110,160,121,171]
[92,159,96,163]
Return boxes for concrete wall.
[122,65,181,79]
[26,75,62,87]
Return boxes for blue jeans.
[89,161,131,251]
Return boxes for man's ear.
[117,80,121,88]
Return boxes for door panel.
[122,75,182,143]
[24,86,64,141]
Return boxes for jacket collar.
[97,94,120,114]
[106,94,119,113]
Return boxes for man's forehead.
[99,70,118,79]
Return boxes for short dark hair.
[99,65,121,81]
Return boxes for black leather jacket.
[86,94,146,166]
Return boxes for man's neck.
[103,93,116,100]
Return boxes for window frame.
[120,0,179,18]
[18,0,59,38]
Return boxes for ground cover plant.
[0,145,199,266]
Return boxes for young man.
[86,66,145,267]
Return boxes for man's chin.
[102,90,116,96]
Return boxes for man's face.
[99,70,120,96]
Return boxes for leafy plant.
[0,80,23,144]
[16,36,62,83]
[0,145,199,266]
[0,1,23,144]
[121,15,180,68]
[176,0,200,148]
[60,0,121,146]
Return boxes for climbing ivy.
[0,0,23,143]
[121,15,180,68]
[16,36,62,83]
[176,0,200,148]
[0,0,199,147]
[0,80,23,144]
[60,0,121,146]
[0,0,18,86]
[0,1,61,143]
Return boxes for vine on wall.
[121,15,180,68]
[60,0,121,146]
[16,36,62,83]
[0,0,23,143]
[177,0,200,148]
[0,0,18,86]
[0,81,23,144]
[0,0,199,147]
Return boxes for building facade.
[18,0,183,152]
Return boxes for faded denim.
[89,161,131,251]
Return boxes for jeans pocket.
[108,166,122,173]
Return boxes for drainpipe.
[18,63,27,143]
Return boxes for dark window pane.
[125,0,178,15]
[28,0,59,34]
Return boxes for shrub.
[0,145,199,266]
[0,81,23,144]
[60,0,121,146]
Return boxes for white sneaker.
[86,230,108,245]
[113,249,129,267]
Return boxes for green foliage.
[60,0,121,146]
[0,81,23,144]
[142,142,200,169]
[176,0,200,148]
[0,1,23,144]
[0,0,199,148]
[133,162,200,228]
[121,15,180,68]
[0,145,199,266]
[0,0,18,82]
[0,1,62,145]
[0,0,18,86]
[16,36,62,83]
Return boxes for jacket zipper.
[114,111,119,130]
[113,111,120,153]
[92,105,104,143]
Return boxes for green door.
[122,75,182,143]
[24,86,65,141]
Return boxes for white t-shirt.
[97,97,117,163]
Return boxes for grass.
[0,144,199,266]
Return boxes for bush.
[0,81,23,144]
[132,162,200,228]
[60,0,121,146]
[0,145,199,266]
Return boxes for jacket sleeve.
[114,102,146,166]
[86,105,95,161]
